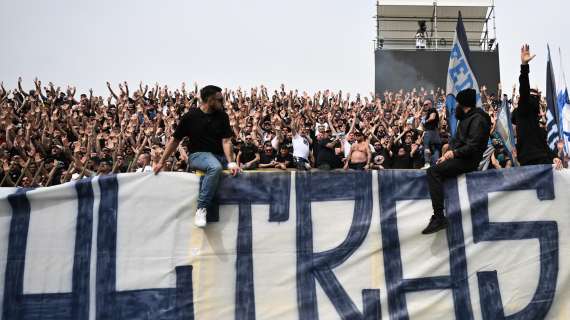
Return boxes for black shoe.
[421,215,448,235]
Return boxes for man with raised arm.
[511,44,563,169]
[291,116,312,170]
[153,85,240,228]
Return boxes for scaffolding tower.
[375,0,496,51]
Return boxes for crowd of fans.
[0,78,567,187]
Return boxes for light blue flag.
[558,88,570,155]
[446,11,482,138]
[557,47,570,156]
[445,94,458,137]
[495,97,519,166]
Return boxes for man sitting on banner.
[511,44,564,169]
[153,85,241,228]
[422,88,491,234]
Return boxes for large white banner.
[0,166,569,319]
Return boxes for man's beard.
[455,106,466,120]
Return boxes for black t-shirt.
[51,168,63,186]
[173,108,233,155]
[392,154,413,169]
[99,155,113,165]
[424,108,439,131]
[276,153,294,167]
[412,146,424,169]
[316,138,338,167]
[259,151,275,164]
[372,147,391,168]
[8,169,20,183]
[240,144,258,163]
[391,145,413,169]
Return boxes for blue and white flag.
[546,45,561,151]
[495,97,519,166]
[557,48,570,156]
[446,11,482,138]
[558,88,570,155]
[445,94,458,137]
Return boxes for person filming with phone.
[315,129,343,170]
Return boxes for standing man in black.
[315,129,341,170]
[154,85,240,228]
[421,98,441,169]
[511,44,564,169]
[422,88,491,234]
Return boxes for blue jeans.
[423,130,441,165]
[188,152,227,209]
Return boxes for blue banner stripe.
[72,179,95,320]
[3,189,31,319]
[96,175,119,320]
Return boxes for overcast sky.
[1,0,569,96]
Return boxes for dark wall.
[375,49,501,95]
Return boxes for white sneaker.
[194,208,207,228]
[421,163,431,170]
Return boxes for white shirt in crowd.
[136,165,153,173]
[343,140,352,158]
[271,136,280,151]
[262,131,273,143]
[292,134,310,160]
[315,122,329,132]
[70,171,96,181]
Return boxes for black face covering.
[455,106,466,120]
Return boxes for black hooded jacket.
[511,64,557,164]
[451,108,491,165]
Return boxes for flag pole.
[559,47,568,89]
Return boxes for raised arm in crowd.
[0,66,567,186]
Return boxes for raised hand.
[521,44,536,65]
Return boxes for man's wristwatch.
[228,162,239,170]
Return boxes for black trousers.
[426,158,478,217]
